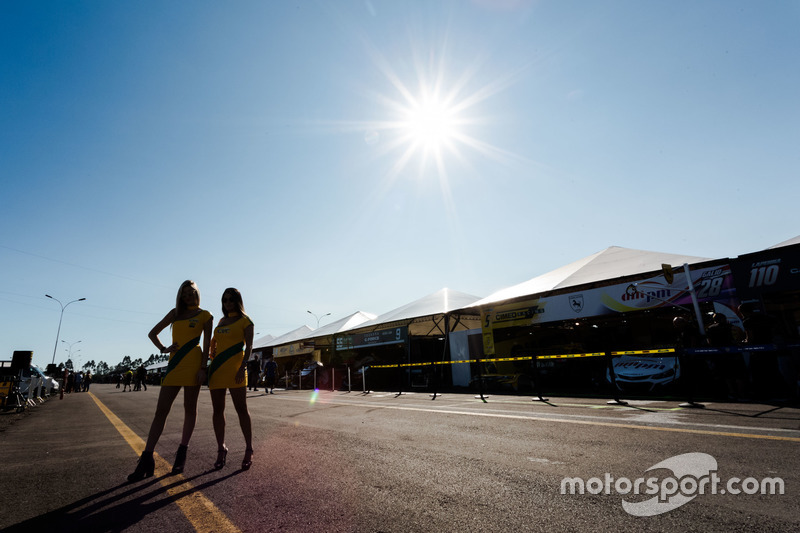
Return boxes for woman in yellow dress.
[128,280,213,481]
[209,287,254,470]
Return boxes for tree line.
[57,353,170,378]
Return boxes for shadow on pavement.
[2,469,244,532]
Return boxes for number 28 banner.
[481,263,735,355]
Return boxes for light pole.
[307,310,331,329]
[47,295,86,365]
[62,339,82,359]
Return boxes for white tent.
[259,325,314,348]
[470,246,711,308]
[252,334,275,350]
[346,288,483,336]
[301,311,377,340]
[768,235,800,249]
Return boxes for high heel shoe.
[127,451,155,482]
[171,444,188,474]
[214,446,228,470]
[241,448,253,471]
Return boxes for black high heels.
[242,448,253,471]
[172,444,188,474]
[127,451,155,482]
[214,446,228,470]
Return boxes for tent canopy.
[257,325,313,349]
[470,246,711,308]
[252,334,275,350]
[300,311,377,341]
[769,235,800,249]
[347,288,483,336]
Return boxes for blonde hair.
[176,280,200,314]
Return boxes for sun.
[401,95,459,152]
[349,33,522,190]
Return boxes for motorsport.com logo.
[561,453,784,516]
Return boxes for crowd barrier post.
[346,367,352,393]
[474,356,488,402]
[362,366,369,394]
[35,376,44,404]
[678,348,705,408]
[24,377,34,406]
[429,363,440,400]
[605,352,628,406]
[531,356,549,402]
[331,368,335,392]
[395,363,404,397]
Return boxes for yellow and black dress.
[208,315,254,390]
[162,309,212,387]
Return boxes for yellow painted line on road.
[88,392,240,533]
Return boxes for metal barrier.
[325,343,800,406]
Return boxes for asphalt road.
[1,384,798,532]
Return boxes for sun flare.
[401,96,459,151]
[351,35,522,189]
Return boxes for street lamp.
[62,339,82,359]
[307,310,331,329]
[47,295,86,365]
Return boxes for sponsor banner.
[481,263,734,354]
[610,354,680,387]
[730,244,800,300]
[274,341,314,358]
[336,326,408,351]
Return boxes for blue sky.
[2,1,798,370]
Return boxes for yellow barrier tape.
[537,352,605,360]
[368,349,675,369]
[610,349,676,355]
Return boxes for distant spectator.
[123,369,133,392]
[707,313,746,400]
[673,316,703,349]
[264,355,277,394]
[740,303,784,399]
[135,365,148,391]
[247,354,261,392]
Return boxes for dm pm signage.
[480,263,736,355]
[336,326,408,351]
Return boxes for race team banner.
[336,326,409,351]
[481,263,735,355]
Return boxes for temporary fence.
[353,343,799,406]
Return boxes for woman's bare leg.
[210,388,228,450]
[144,385,181,452]
[229,387,252,460]
[180,385,201,446]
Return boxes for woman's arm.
[148,309,176,353]
[235,323,255,384]
[197,314,214,384]
[243,323,254,364]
